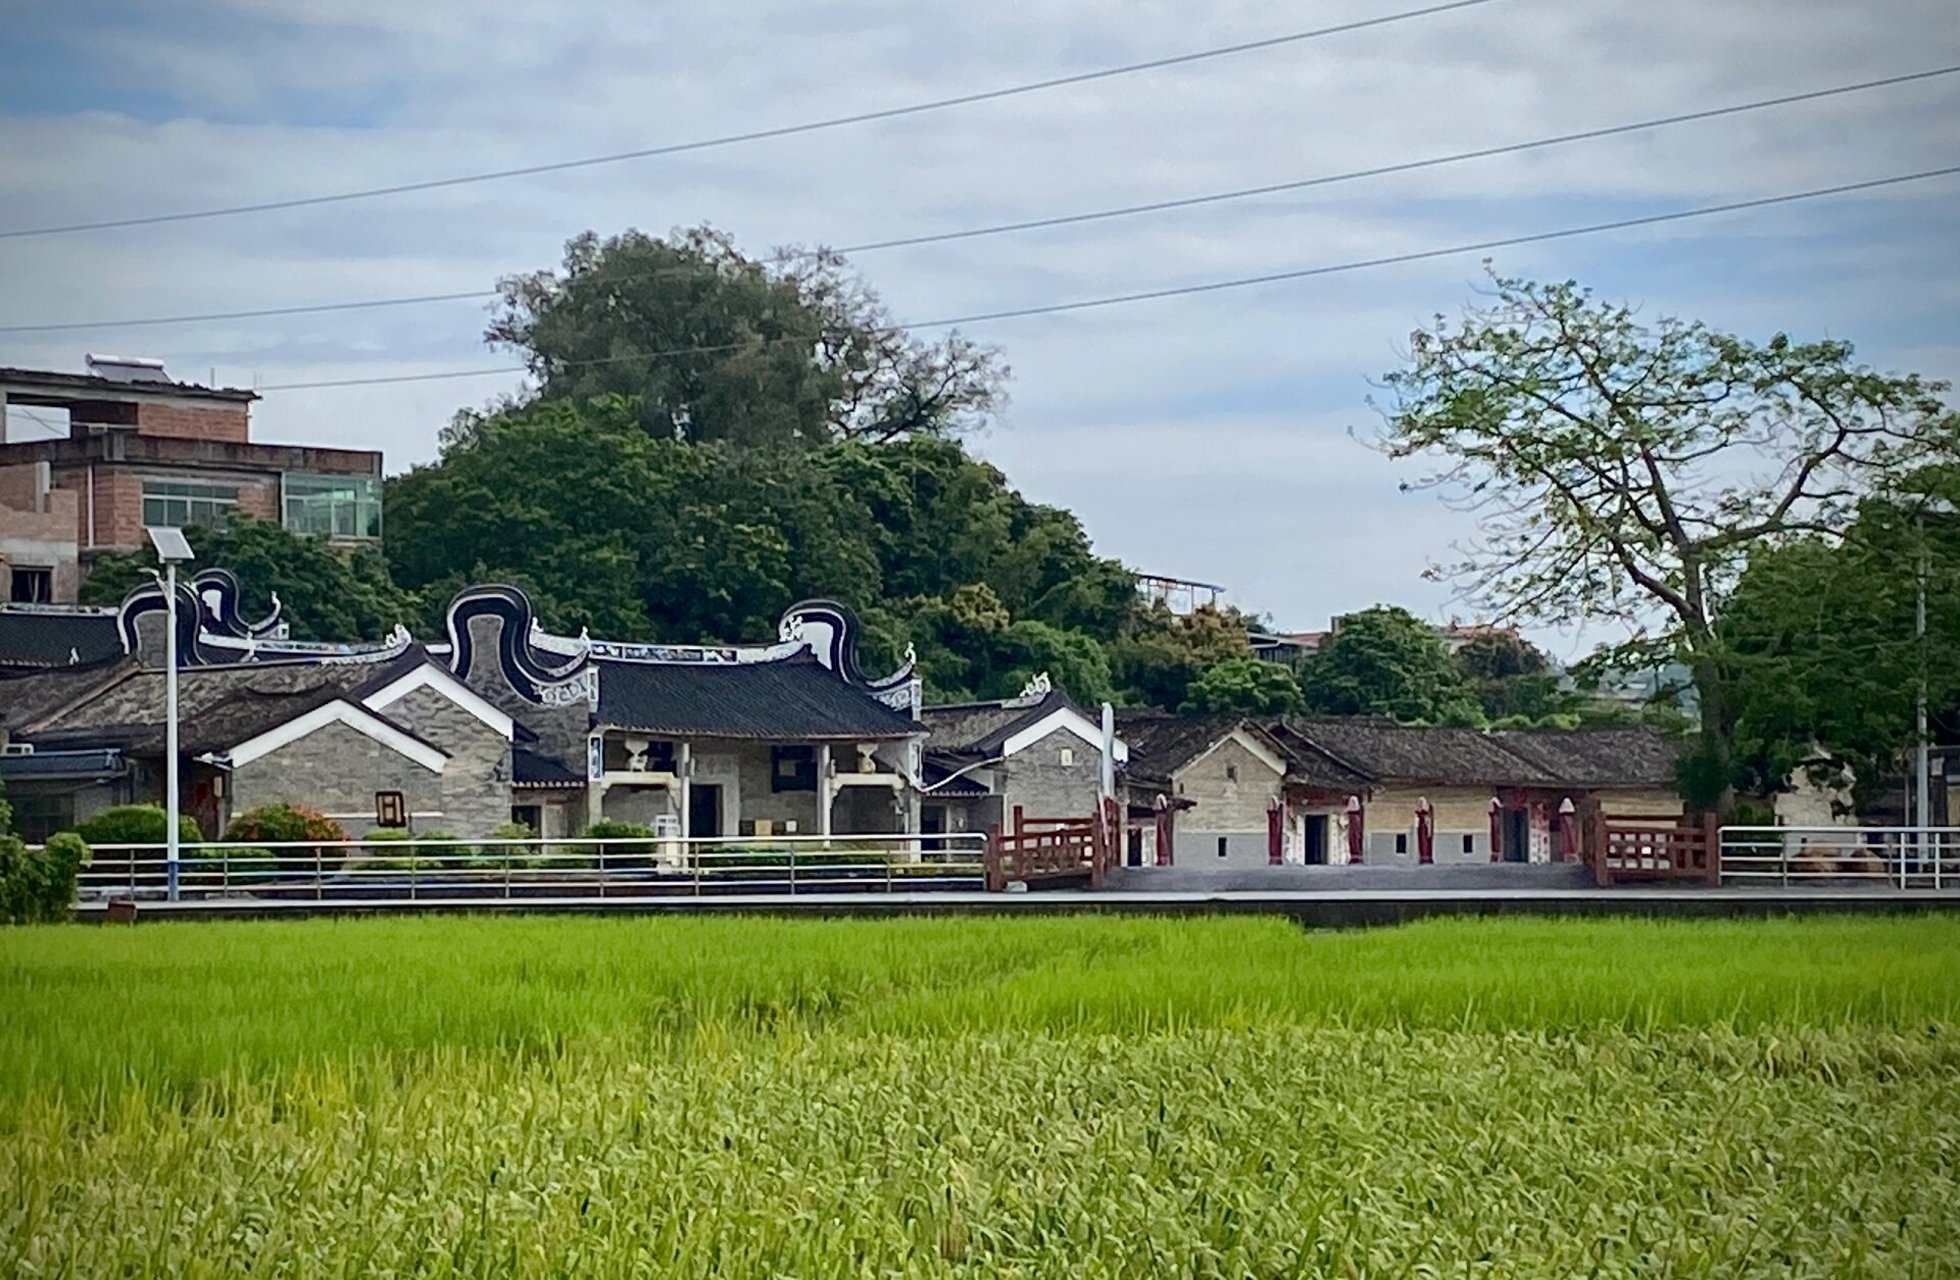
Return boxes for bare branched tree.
[1374,270,1959,799]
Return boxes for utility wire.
[253,163,1960,392]
[7,63,1953,336]
[0,0,1500,240]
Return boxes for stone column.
[678,740,693,840]
[817,742,833,842]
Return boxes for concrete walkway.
[1105,862,1598,894]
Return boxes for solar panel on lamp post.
[146,526,193,902]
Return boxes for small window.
[8,566,53,604]
[1462,834,1475,855]
[283,473,382,540]
[1395,832,1408,855]
[1225,763,1239,783]
[1059,747,1075,767]
[771,745,817,792]
[141,480,238,530]
[1216,837,1229,859]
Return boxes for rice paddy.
[3,915,1958,1275]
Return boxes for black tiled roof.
[1261,721,1374,792]
[922,751,990,796]
[922,690,1081,757]
[595,653,918,740]
[1278,717,1562,787]
[15,650,434,756]
[1114,711,1248,779]
[1488,728,1679,787]
[514,747,582,788]
[0,609,122,671]
[0,747,125,780]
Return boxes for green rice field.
[3,914,1958,1276]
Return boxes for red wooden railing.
[1585,809,1720,886]
[985,800,1120,891]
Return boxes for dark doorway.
[1502,807,1529,863]
[1305,815,1330,865]
[922,804,945,853]
[1127,827,1144,867]
[689,784,722,839]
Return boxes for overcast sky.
[2,0,1956,655]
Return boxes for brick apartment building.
[0,356,382,604]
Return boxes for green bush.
[356,828,466,873]
[226,804,348,874]
[575,819,653,868]
[0,832,91,924]
[74,805,202,852]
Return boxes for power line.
[8,63,1952,336]
[253,163,1960,392]
[0,0,1501,240]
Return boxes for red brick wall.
[134,402,251,444]
[235,479,279,521]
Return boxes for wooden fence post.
[1702,811,1722,886]
[985,824,1003,893]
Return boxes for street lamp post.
[147,527,194,902]
[1917,518,1929,881]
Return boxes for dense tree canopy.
[1182,657,1306,716]
[82,514,419,641]
[1454,630,1576,725]
[1298,606,1482,725]
[386,394,1142,702]
[1379,271,1960,805]
[1722,479,1960,808]
[483,228,1006,448]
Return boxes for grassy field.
[3,915,1958,1275]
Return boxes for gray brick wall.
[735,743,823,833]
[458,612,591,776]
[379,686,514,837]
[230,719,442,835]
[1175,735,1284,869]
[1001,731,1103,820]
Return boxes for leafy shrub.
[226,804,348,874]
[0,832,90,924]
[575,819,653,868]
[472,821,539,868]
[74,805,202,852]
[226,803,347,845]
[356,828,466,873]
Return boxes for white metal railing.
[62,833,988,906]
[1719,825,1958,889]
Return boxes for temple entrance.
[1304,815,1330,865]
[1503,807,1530,863]
[689,784,722,839]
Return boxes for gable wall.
[230,718,442,837]
[1175,736,1284,867]
[381,684,513,837]
[1002,730,1104,820]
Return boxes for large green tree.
[1182,657,1306,716]
[386,397,882,642]
[1454,629,1575,724]
[81,514,420,641]
[1722,480,1960,808]
[1377,272,1960,805]
[483,228,1007,448]
[1298,606,1483,725]
[1108,604,1256,710]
